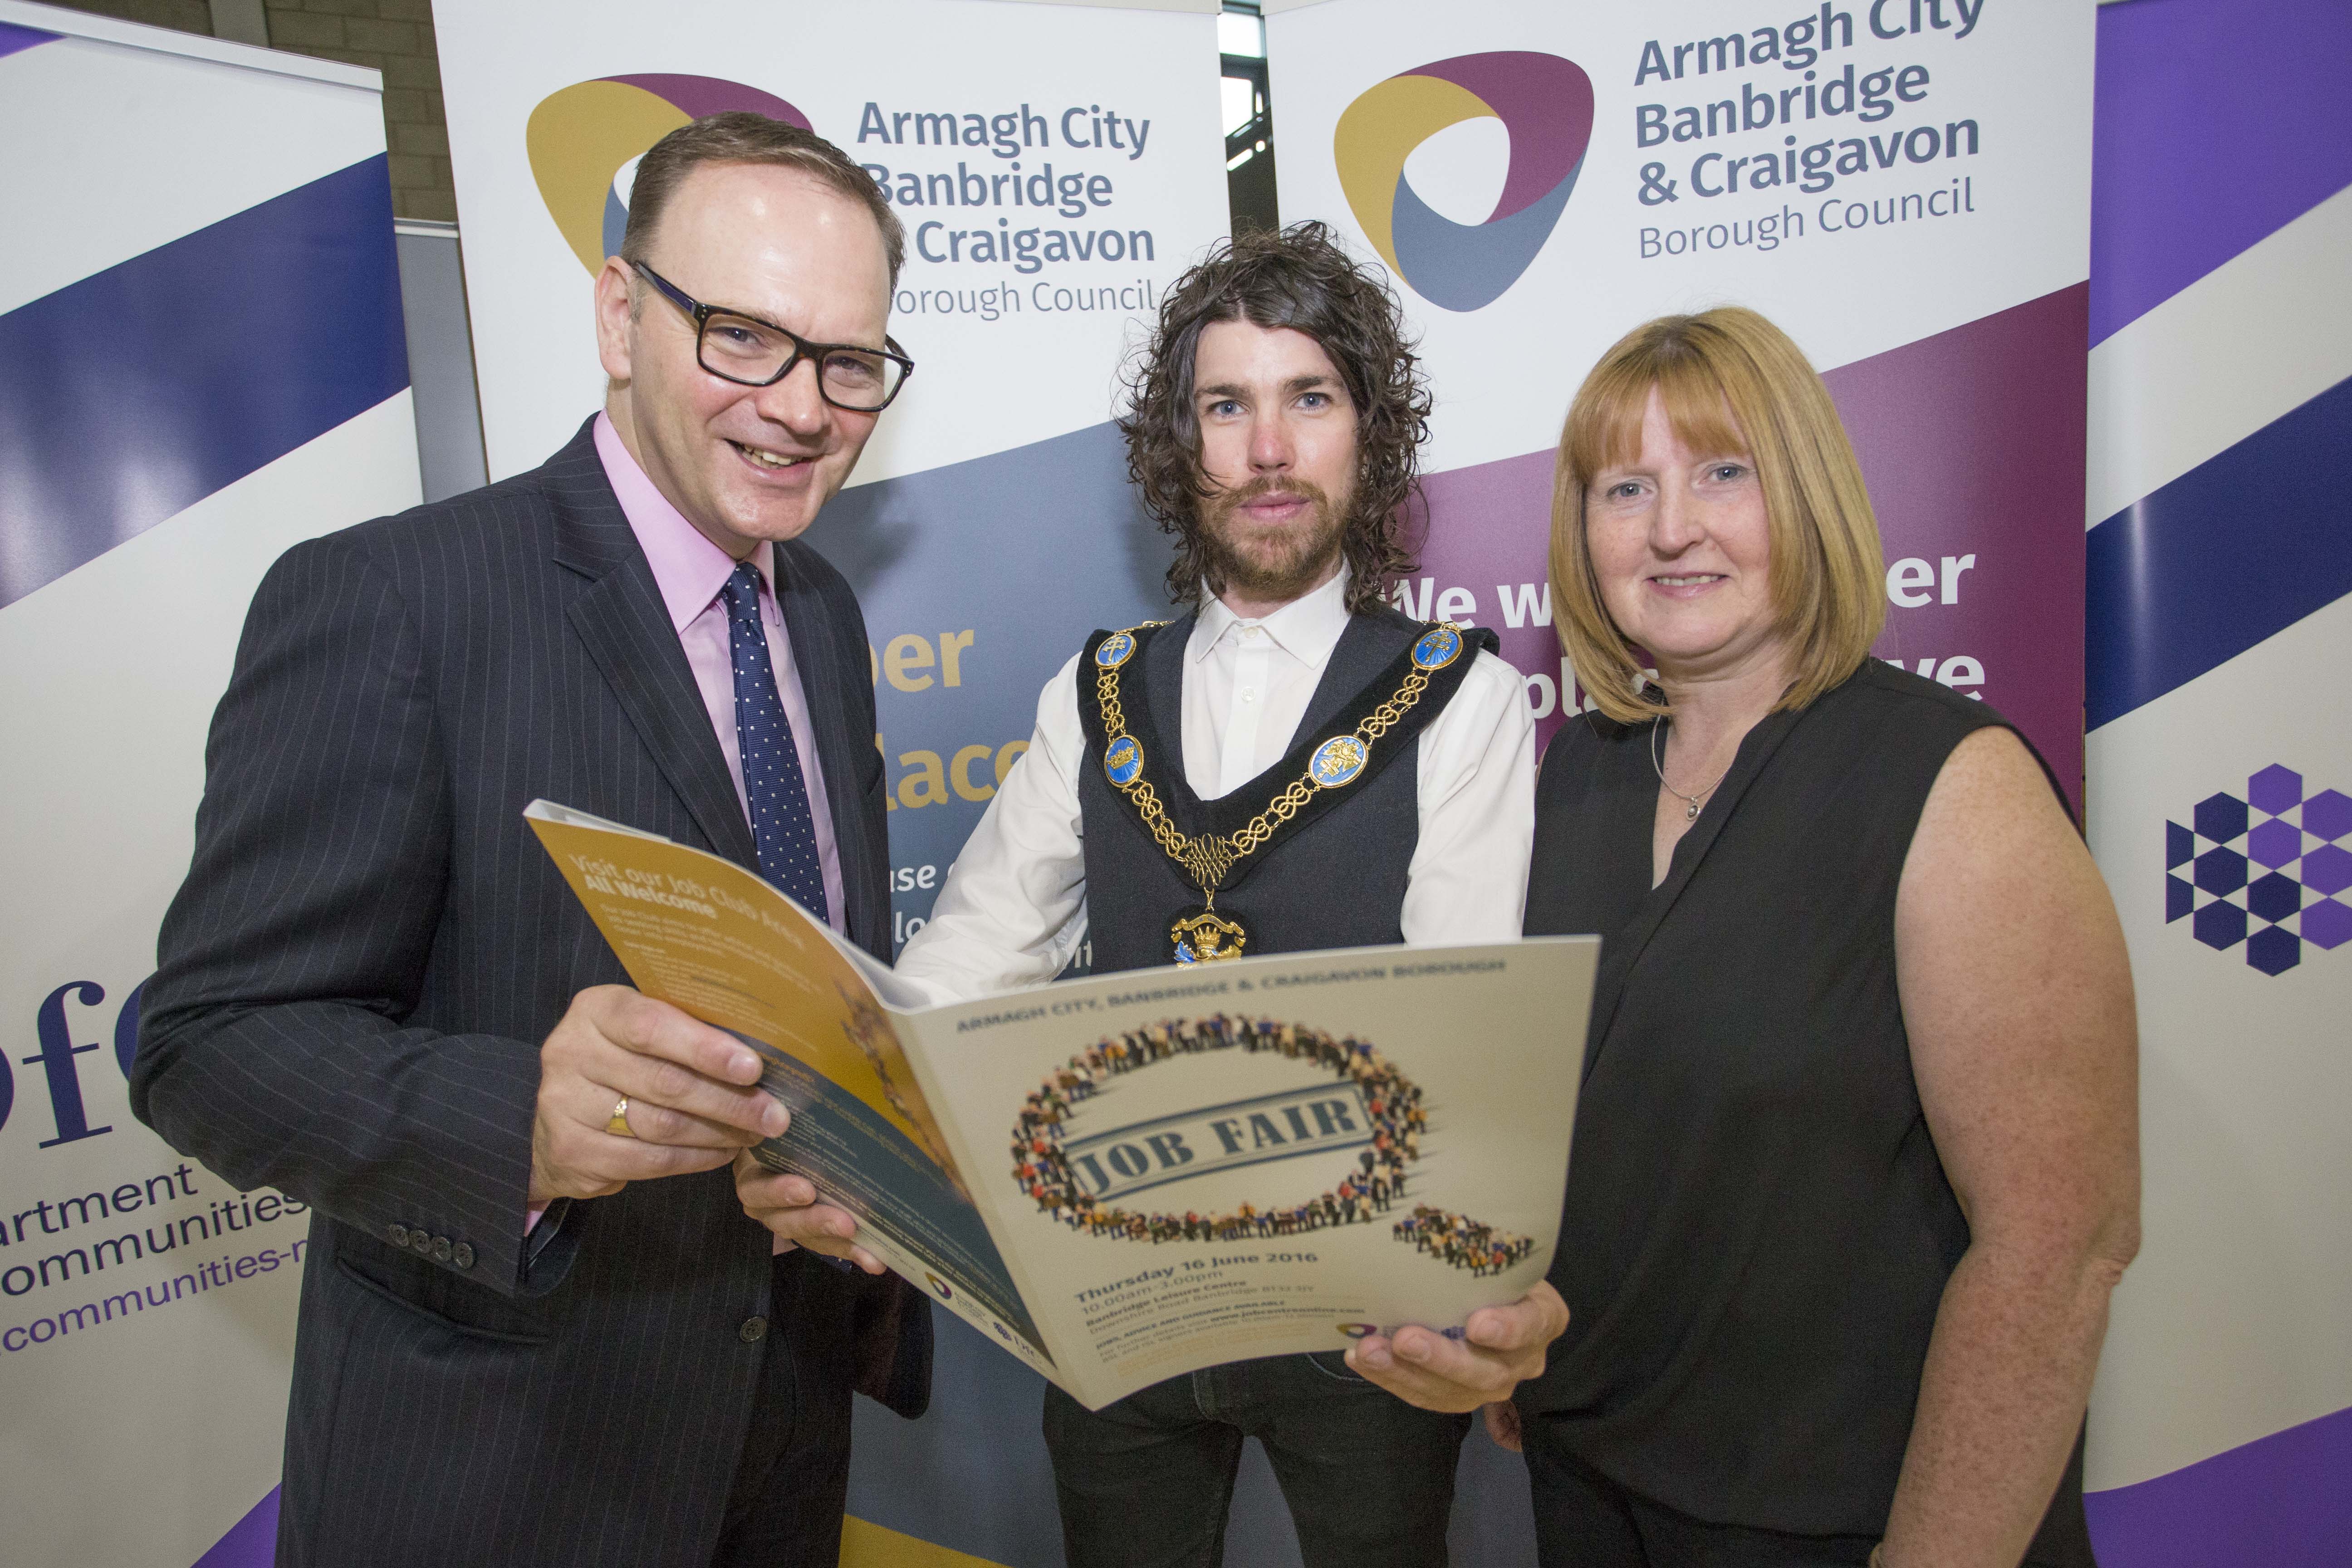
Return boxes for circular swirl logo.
[524,75,812,274]
[1333,52,1594,312]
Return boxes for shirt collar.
[594,412,770,630]
[1190,565,1353,666]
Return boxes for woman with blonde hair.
[1508,308,2139,1566]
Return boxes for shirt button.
[739,1316,769,1343]
[432,1236,453,1263]
[452,1242,475,1270]
[387,1223,409,1247]
[1238,687,1257,703]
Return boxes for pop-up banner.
[2078,2,2352,1563]
[436,0,1231,963]
[432,2,1232,1562]
[1270,0,2093,808]
[0,4,417,1565]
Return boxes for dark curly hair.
[1118,221,1431,614]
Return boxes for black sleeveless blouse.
[1521,661,2092,1558]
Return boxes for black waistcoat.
[1075,608,1485,975]
[1519,661,2091,1560]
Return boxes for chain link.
[1095,627,1446,892]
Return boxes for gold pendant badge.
[1170,904,1250,965]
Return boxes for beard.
[1198,475,1352,605]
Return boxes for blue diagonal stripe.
[2087,372,2352,729]
[0,155,409,608]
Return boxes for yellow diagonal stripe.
[840,1515,1016,1568]
[524,80,690,273]
[1333,75,1494,273]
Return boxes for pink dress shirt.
[592,414,847,930]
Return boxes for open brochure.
[525,799,1598,1410]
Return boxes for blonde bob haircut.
[1549,306,1885,724]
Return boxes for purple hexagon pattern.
[2163,764,2349,976]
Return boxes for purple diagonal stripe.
[191,1486,278,1568]
[2085,1405,2352,1567]
[604,74,808,129]
[1406,53,1592,221]
[2091,0,2352,345]
[0,20,61,60]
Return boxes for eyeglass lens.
[697,313,904,410]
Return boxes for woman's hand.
[1483,1399,1525,1451]
[1343,1282,1568,1413]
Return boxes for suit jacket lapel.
[546,425,759,872]
[773,541,878,950]
[1579,702,1809,1082]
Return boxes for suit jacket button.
[411,1231,434,1257]
[739,1317,768,1343]
[452,1242,475,1270]
[387,1224,410,1247]
[432,1236,452,1263]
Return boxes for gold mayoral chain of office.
[1091,621,1469,965]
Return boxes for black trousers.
[1525,1443,1878,1568]
[1525,1426,2097,1568]
[711,1250,858,1567]
[1042,1352,1472,1568]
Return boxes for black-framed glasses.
[631,261,914,413]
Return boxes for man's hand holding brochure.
[526,799,1596,1411]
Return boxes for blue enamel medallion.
[1412,625,1463,670]
[1103,735,1144,786]
[1309,735,1369,787]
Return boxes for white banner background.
[438,0,1231,489]
[0,7,421,1566]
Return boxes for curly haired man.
[751,222,1549,1565]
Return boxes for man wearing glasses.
[133,116,926,1568]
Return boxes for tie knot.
[722,560,763,621]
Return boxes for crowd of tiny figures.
[1002,1014,1510,1269]
[1392,1204,1537,1277]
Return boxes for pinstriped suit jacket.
[132,420,930,1567]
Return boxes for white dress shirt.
[896,569,1536,1004]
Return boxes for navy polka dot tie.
[721,562,828,921]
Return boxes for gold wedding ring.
[606,1095,636,1138]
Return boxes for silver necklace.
[1651,720,1732,822]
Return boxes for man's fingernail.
[1359,1343,1392,1370]
[763,1103,789,1135]
[1398,1336,1429,1362]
